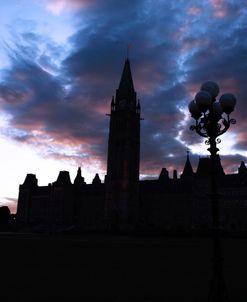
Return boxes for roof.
[181,154,194,177]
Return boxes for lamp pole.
[188,81,236,302]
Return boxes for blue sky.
[0,0,247,212]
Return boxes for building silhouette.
[16,59,247,233]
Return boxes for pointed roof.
[117,59,135,97]
[196,157,209,176]
[196,155,225,177]
[74,167,85,186]
[238,161,247,174]
[54,171,72,186]
[181,151,194,177]
[159,168,169,181]
[23,174,38,187]
[92,173,101,185]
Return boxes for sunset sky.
[0,0,247,212]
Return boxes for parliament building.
[16,59,247,232]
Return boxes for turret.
[22,174,38,187]
[238,161,247,175]
[196,155,225,177]
[54,171,72,186]
[74,167,85,186]
[92,173,101,185]
[16,174,38,225]
[159,168,169,181]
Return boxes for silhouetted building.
[16,59,247,233]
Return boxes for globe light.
[195,90,212,112]
[219,93,237,114]
[200,81,220,99]
[188,100,202,120]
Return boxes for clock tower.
[105,59,141,229]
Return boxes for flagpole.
[127,43,132,59]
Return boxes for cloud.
[187,6,202,16]
[45,0,90,15]
[1,0,247,184]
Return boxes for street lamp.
[188,81,236,302]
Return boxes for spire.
[77,167,81,177]
[238,161,247,174]
[117,59,135,99]
[74,167,85,186]
[159,168,169,181]
[181,150,194,178]
[92,173,101,185]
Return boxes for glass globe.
[195,90,212,112]
[200,81,220,98]
[219,93,236,114]
[188,100,201,120]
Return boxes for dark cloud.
[0,0,247,179]
[0,36,108,165]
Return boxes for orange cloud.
[186,82,200,99]
[187,6,202,16]
[208,0,228,18]
[172,23,190,40]
[181,39,209,53]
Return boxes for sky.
[0,0,247,213]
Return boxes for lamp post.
[188,81,236,302]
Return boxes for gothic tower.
[105,59,141,229]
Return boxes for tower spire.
[118,58,135,93]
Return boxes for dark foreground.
[1,233,247,302]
